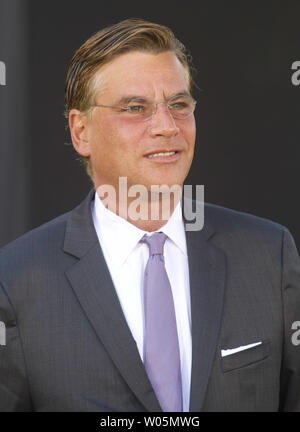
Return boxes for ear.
[69,109,91,157]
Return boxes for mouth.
[143,150,181,162]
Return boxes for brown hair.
[64,18,195,177]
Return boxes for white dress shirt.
[91,192,192,411]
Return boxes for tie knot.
[141,232,167,256]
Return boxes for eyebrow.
[117,96,148,105]
[116,91,191,105]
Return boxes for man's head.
[67,18,196,191]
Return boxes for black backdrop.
[0,0,300,248]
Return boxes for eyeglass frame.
[89,94,197,121]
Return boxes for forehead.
[93,51,190,100]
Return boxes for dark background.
[0,0,299,248]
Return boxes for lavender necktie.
[141,232,182,412]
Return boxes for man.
[0,18,300,412]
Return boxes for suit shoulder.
[0,211,70,270]
[204,201,287,238]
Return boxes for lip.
[143,149,182,163]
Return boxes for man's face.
[82,51,196,191]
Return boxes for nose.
[148,103,179,138]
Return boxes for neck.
[95,183,182,232]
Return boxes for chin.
[144,179,184,191]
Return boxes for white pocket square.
[221,341,262,357]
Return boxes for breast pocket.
[220,340,270,372]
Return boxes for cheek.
[89,118,118,158]
[188,118,196,143]
[89,119,144,170]
[180,119,196,148]
[105,119,146,153]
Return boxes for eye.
[169,101,189,110]
[126,104,146,113]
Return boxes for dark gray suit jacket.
[0,190,300,411]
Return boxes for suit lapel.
[184,206,226,412]
[63,190,161,412]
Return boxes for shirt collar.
[92,192,187,268]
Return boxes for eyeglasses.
[91,94,196,122]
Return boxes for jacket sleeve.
[0,281,32,411]
[279,228,300,411]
